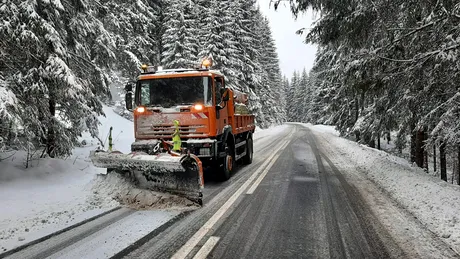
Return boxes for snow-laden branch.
[374,43,460,63]
[382,16,448,50]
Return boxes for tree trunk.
[354,94,359,122]
[433,144,437,172]
[364,133,374,148]
[423,131,428,172]
[47,99,56,158]
[415,130,424,167]
[8,121,13,145]
[369,138,375,148]
[453,153,457,184]
[457,145,460,185]
[440,141,447,182]
[377,135,381,150]
[410,131,417,164]
[355,131,360,142]
[386,131,391,144]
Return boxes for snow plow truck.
[89,59,256,205]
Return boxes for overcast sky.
[257,0,317,78]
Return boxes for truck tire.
[242,137,253,165]
[221,145,235,181]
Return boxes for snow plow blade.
[89,150,204,205]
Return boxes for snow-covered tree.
[279,0,460,180]
[0,0,113,157]
[101,0,157,79]
[161,0,199,68]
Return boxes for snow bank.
[254,124,289,140]
[96,105,135,154]
[90,173,198,211]
[0,149,113,252]
[0,104,136,252]
[309,124,340,136]
[304,124,460,252]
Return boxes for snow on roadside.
[95,105,135,154]
[0,105,135,252]
[303,123,460,252]
[308,124,340,136]
[254,124,289,141]
[0,150,112,252]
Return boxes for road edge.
[110,210,194,259]
[0,207,121,259]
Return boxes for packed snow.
[91,173,198,210]
[47,210,179,259]
[304,123,460,253]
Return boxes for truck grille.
[138,124,206,138]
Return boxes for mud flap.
[90,150,204,205]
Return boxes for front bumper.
[131,139,217,158]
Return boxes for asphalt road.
[124,125,402,259]
[207,126,393,259]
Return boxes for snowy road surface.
[3,208,179,259]
[2,123,460,259]
[121,124,459,259]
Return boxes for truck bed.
[233,114,255,134]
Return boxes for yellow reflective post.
[172,120,181,151]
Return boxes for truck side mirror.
[125,83,133,92]
[222,88,230,102]
[125,83,133,111]
[125,92,133,111]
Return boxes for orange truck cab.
[124,62,256,180]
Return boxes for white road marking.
[246,141,290,194]
[192,236,221,259]
[171,138,291,259]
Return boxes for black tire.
[220,145,235,181]
[242,137,253,165]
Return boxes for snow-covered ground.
[0,105,137,252]
[306,123,460,253]
[254,124,289,141]
[309,124,340,136]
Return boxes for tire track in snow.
[0,207,122,259]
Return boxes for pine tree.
[287,71,299,121]
[101,0,157,79]
[0,0,115,157]
[282,0,460,177]
[161,0,199,68]
[197,1,234,79]
[253,13,286,126]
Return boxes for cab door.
[214,76,228,136]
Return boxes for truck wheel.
[242,137,253,165]
[221,147,235,181]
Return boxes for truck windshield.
[137,76,212,108]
